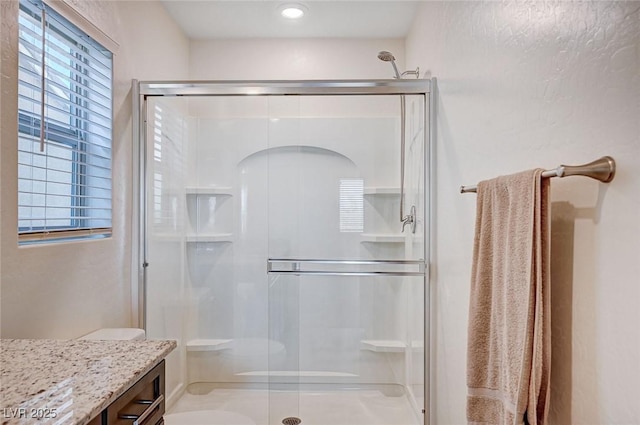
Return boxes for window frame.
[17,0,113,244]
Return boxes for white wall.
[0,0,4,327]
[0,0,190,338]
[190,38,405,80]
[406,2,640,424]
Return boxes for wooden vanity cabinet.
[88,361,165,425]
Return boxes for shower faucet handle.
[401,216,412,232]
[401,205,417,234]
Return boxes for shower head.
[377,50,395,62]
[377,50,401,79]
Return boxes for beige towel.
[467,169,551,425]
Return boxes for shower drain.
[282,417,302,425]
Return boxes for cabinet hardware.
[119,395,164,425]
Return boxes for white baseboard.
[165,382,185,413]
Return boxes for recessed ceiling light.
[279,3,306,19]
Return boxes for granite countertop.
[0,339,176,425]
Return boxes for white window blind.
[17,0,113,243]
[152,102,185,233]
[339,178,364,232]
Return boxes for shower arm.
[401,67,420,79]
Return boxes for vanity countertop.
[0,338,176,425]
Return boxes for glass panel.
[146,96,272,424]
[145,96,188,407]
[268,273,301,424]
[267,273,424,425]
[143,91,427,425]
[267,95,425,263]
[266,94,426,425]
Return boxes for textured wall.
[189,38,406,80]
[406,2,640,424]
[0,0,189,338]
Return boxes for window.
[339,178,364,233]
[151,101,185,232]
[17,0,113,244]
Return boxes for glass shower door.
[140,83,428,424]
[266,270,425,425]
[265,94,427,425]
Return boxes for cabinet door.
[105,361,165,425]
[88,413,103,425]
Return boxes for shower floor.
[166,385,421,425]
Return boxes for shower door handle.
[267,259,425,277]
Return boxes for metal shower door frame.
[132,78,434,425]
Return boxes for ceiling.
[159,1,420,39]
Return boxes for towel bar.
[460,156,615,194]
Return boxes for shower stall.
[134,79,432,425]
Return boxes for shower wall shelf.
[186,339,232,352]
[236,371,359,378]
[360,340,406,353]
[363,187,400,195]
[185,187,233,241]
[360,340,425,353]
[185,234,233,243]
[361,234,405,243]
[363,188,404,243]
[185,187,233,196]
